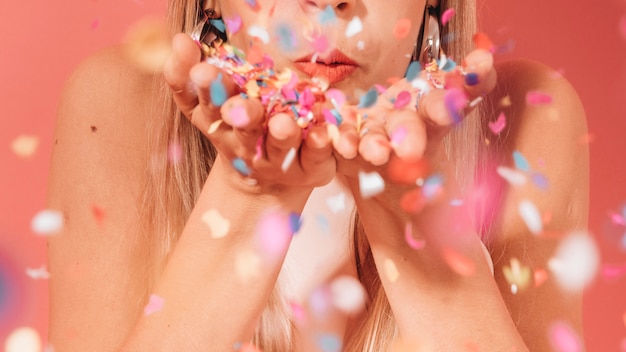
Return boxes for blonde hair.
[139,0,486,350]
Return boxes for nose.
[301,0,355,14]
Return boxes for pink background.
[1,0,624,350]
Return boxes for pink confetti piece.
[610,211,626,226]
[393,18,412,39]
[290,301,307,322]
[548,321,582,352]
[167,141,182,163]
[393,91,411,109]
[405,223,426,250]
[620,15,626,39]
[390,126,408,146]
[225,16,242,35]
[601,263,626,280]
[441,8,456,25]
[144,294,164,316]
[91,19,100,30]
[256,210,293,256]
[488,112,506,134]
[534,269,548,287]
[239,343,262,352]
[526,91,553,105]
[311,33,329,53]
[325,89,347,107]
[229,106,250,128]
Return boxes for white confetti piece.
[236,249,261,282]
[548,231,599,292]
[26,266,50,280]
[11,135,39,158]
[345,17,363,38]
[326,192,346,213]
[497,166,527,186]
[31,210,63,236]
[208,119,223,134]
[201,209,230,239]
[330,276,366,315]
[358,171,385,199]
[281,147,297,172]
[384,258,399,283]
[143,294,165,316]
[5,327,41,352]
[518,200,542,235]
[356,40,365,50]
[248,25,270,44]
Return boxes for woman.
[47,0,589,351]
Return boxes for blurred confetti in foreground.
[548,231,599,292]
[31,210,64,236]
[4,327,41,352]
[123,16,171,73]
[10,135,39,158]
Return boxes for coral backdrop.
[0,0,624,351]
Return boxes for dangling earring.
[413,5,441,66]
[191,8,227,58]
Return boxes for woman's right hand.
[163,33,336,192]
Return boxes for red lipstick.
[293,50,359,84]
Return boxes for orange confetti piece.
[472,32,493,51]
[393,18,412,39]
[384,258,400,283]
[442,248,475,276]
[534,269,548,287]
[240,343,263,352]
[11,135,39,158]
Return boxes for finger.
[385,110,427,162]
[189,62,239,127]
[332,107,359,159]
[301,125,334,174]
[221,95,265,137]
[265,113,302,164]
[460,49,497,99]
[358,119,391,166]
[163,33,201,118]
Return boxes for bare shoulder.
[482,59,589,350]
[48,46,161,351]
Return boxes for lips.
[293,50,359,85]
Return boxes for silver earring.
[412,5,441,66]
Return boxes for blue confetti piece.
[513,151,530,173]
[245,0,257,9]
[316,214,330,233]
[317,334,342,352]
[210,73,227,107]
[276,24,297,52]
[288,212,303,235]
[405,61,422,81]
[423,173,444,199]
[531,172,549,190]
[465,72,480,86]
[319,5,337,25]
[357,87,378,108]
[209,19,226,34]
[439,58,457,72]
[232,158,251,177]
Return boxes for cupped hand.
[163,33,336,191]
[332,49,497,188]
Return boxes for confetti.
[531,172,549,190]
[518,200,542,235]
[167,141,182,163]
[464,72,479,86]
[316,214,330,233]
[393,91,412,109]
[390,126,408,147]
[290,301,307,322]
[11,135,39,158]
[393,18,412,39]
[548,321,583,352]
[358,171,385,198]
[496,166,527,186]
[276,23,298,52]
[400,188,427,214]
[601,263,626,280]
[441,8,456,25]
[228,105,250,128]
[208,120,223,134]
[444,88,468,123]
[91,19,101,30]
[357,87,378,108]
[405,223,426,250]
[499,95,512,107]
[513,150,531,172]
[488,112,506,135]
[534,269,548,287]
[238,343,262,352]
[31,210,63,236]
[5,327,41,352]
[245,0,260,11]
[232,158,251,176]
[201,209,230,239]
[526,91,553,105]
[26,266,50,280]
[123,17,171,73]
[442,248,476,276]
[356,40,365,50]
[405,61,422,81]
[281,147,297,172]
[319,5,337,25]
[422,174,444,199]
[384,258,400,282]
[502,258,532,294]
[256,209,294,256]
[326,192,346,213]
[288,212,303,234]
[143,294,164,316]
[225,16,243,35]
[311,33,329,52]
[472,32,493,51]
[548,231,599,292]
[619,15,626,39]
[330,276,366,315]
[210,73,227,107]
[236,249,261,281]
[317,334,342,352]
[247,25,270,43]
[345,16,363,38]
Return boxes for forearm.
[347,179,529,351]
[122,158,311,351]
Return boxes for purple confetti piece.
[225,16,242,35]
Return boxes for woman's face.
[214,0,426,99]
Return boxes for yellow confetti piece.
[201,209,230,239]
[499,95,511,107]
[123,16,171,73]
[208,119,223,134]
[11,135,39,158]
[502,258,532,294]
[236,249,260,282]
[384,258,399,283]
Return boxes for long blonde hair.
[140,0,486,350]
